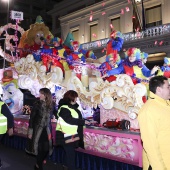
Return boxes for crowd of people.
[1,75,170,170]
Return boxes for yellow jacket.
[138,92,170,170]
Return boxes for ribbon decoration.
[10,10,24,61]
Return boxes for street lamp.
[2,0,10,24]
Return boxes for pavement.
[0,144,64,170]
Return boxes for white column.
[61,23,70,41]
[162,0,170,24]
[121,4,133,33]
[52,15,56,34]
[99,12,106,39]
[79,17,85,44]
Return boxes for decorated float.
[1,11,169,169]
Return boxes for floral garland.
[0,23,25,62]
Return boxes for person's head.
[39,88,53,109]
[63,90,78,105]
[70,41,79,52]
[106,54,121,66]
[52,37,62,47]
[149,76,170,100]
[125,48,141,63]
[163,57,170,66]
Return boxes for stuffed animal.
[18,16,53,57]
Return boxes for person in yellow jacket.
[56,90,90,170]
[138,76,170,170]
[0,99,14,168]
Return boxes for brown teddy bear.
[18,16,53,57]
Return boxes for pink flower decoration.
[102,12,106,15]
[89,15,93,21]
[125,7,130,12]
[110,24,113,29]
[92,33,97,38]
[159,41,163,45]
[154,41,158,45]
[121,9,124,15]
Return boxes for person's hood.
[58,98,79,109]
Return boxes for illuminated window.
[111,17,120,31]
[72,30,79,41]
[90,24,98,41]
[146,5,162,28]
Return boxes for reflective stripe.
[56,105,79,135]
[64,133,78,137]
[0,122,7,126]
[0,117,7,120]
[58,117,77,127]
[0,101,7,134]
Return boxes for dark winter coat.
[55,99,85,147]
[25,100,53,155]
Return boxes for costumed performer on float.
[157,57,170,78]
[66,40,97,87]
[99,54,122,82]
[99,30,124,82]
[38,37,65,75]
[102,47,159,84]
[67,41,86,65]
[67,41,97,64]
[106,30,124,60]
[140,52,159,79]
[51,37,69,70]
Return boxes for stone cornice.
[58,0,127,22]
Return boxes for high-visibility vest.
[0,101,7,134]
[56,105,78,137]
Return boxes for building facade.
[48,0,170,66]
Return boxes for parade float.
[1,12,167,169]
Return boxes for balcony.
[81,23,170,55]
[123,24,170,42]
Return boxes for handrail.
[81,23,170,50]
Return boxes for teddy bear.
[18,16,53,58]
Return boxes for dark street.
[0,144,63,170]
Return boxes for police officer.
[0,99,14,168]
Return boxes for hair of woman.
[39,88,53,110]
[63,90,78,104]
